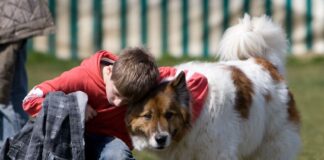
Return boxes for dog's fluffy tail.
[217,14,288,75]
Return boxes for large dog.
[126,14,301,160]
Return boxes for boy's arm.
[23,66,86,117]
[159,66,209,105]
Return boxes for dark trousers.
[0,40,28,146]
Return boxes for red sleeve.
[186,72,208,122]
[159,67,209,121]
[23,66,87,117]
[158,66,177,81]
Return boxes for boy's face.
[104,66,127,107]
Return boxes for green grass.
[26,52,324,160]
[286,56,324,160]
[27,52,81,87]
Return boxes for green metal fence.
[29,0,323,59]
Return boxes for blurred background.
[29,0,324,59]
[26,0,324,159]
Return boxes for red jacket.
[23,50,208,149]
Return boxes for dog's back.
[172,58,300,160]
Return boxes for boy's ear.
[102,65,113,84]
[170,71,190,108]
[104,65,113,76]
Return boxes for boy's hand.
[85,104,97,122]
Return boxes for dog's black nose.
[155,134,167,145]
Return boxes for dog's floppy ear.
[170,71,190,108]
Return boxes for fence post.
[243,0,250,14]
[285,0,293,52]
[48,0,56,56]
[222,0,229,32]
[306,0,313,50]
[202,0,209,57]
[182,0,189,56]
[93,0,103,52]
[120,0,128,49]
[70,0,78,59]
[141,0,148,46]
[161,0,169,55]
[265,0,272,16]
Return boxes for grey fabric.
[73,91,88,128]
[0,41,23,103]
[0,120,34,160]
[0,0,55,44]
[0,91,87,160]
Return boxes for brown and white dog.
[126,14,301,160]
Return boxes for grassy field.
[26,52,324,160]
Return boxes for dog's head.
[126,71,191,150]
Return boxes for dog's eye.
[165,112,174,120]
[143,114,152,120]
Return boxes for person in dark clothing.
[0,0,55,146]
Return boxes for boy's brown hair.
[111,47,159,103]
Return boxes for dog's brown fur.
[229,66,254,119]
[287,91,300,125]
[255,58,284,82]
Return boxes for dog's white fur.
[218,14,288,76]
[131,14,301,160]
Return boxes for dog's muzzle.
[154,133,169,149]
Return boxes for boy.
[23,47,209,159]
[23,47,159,159]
